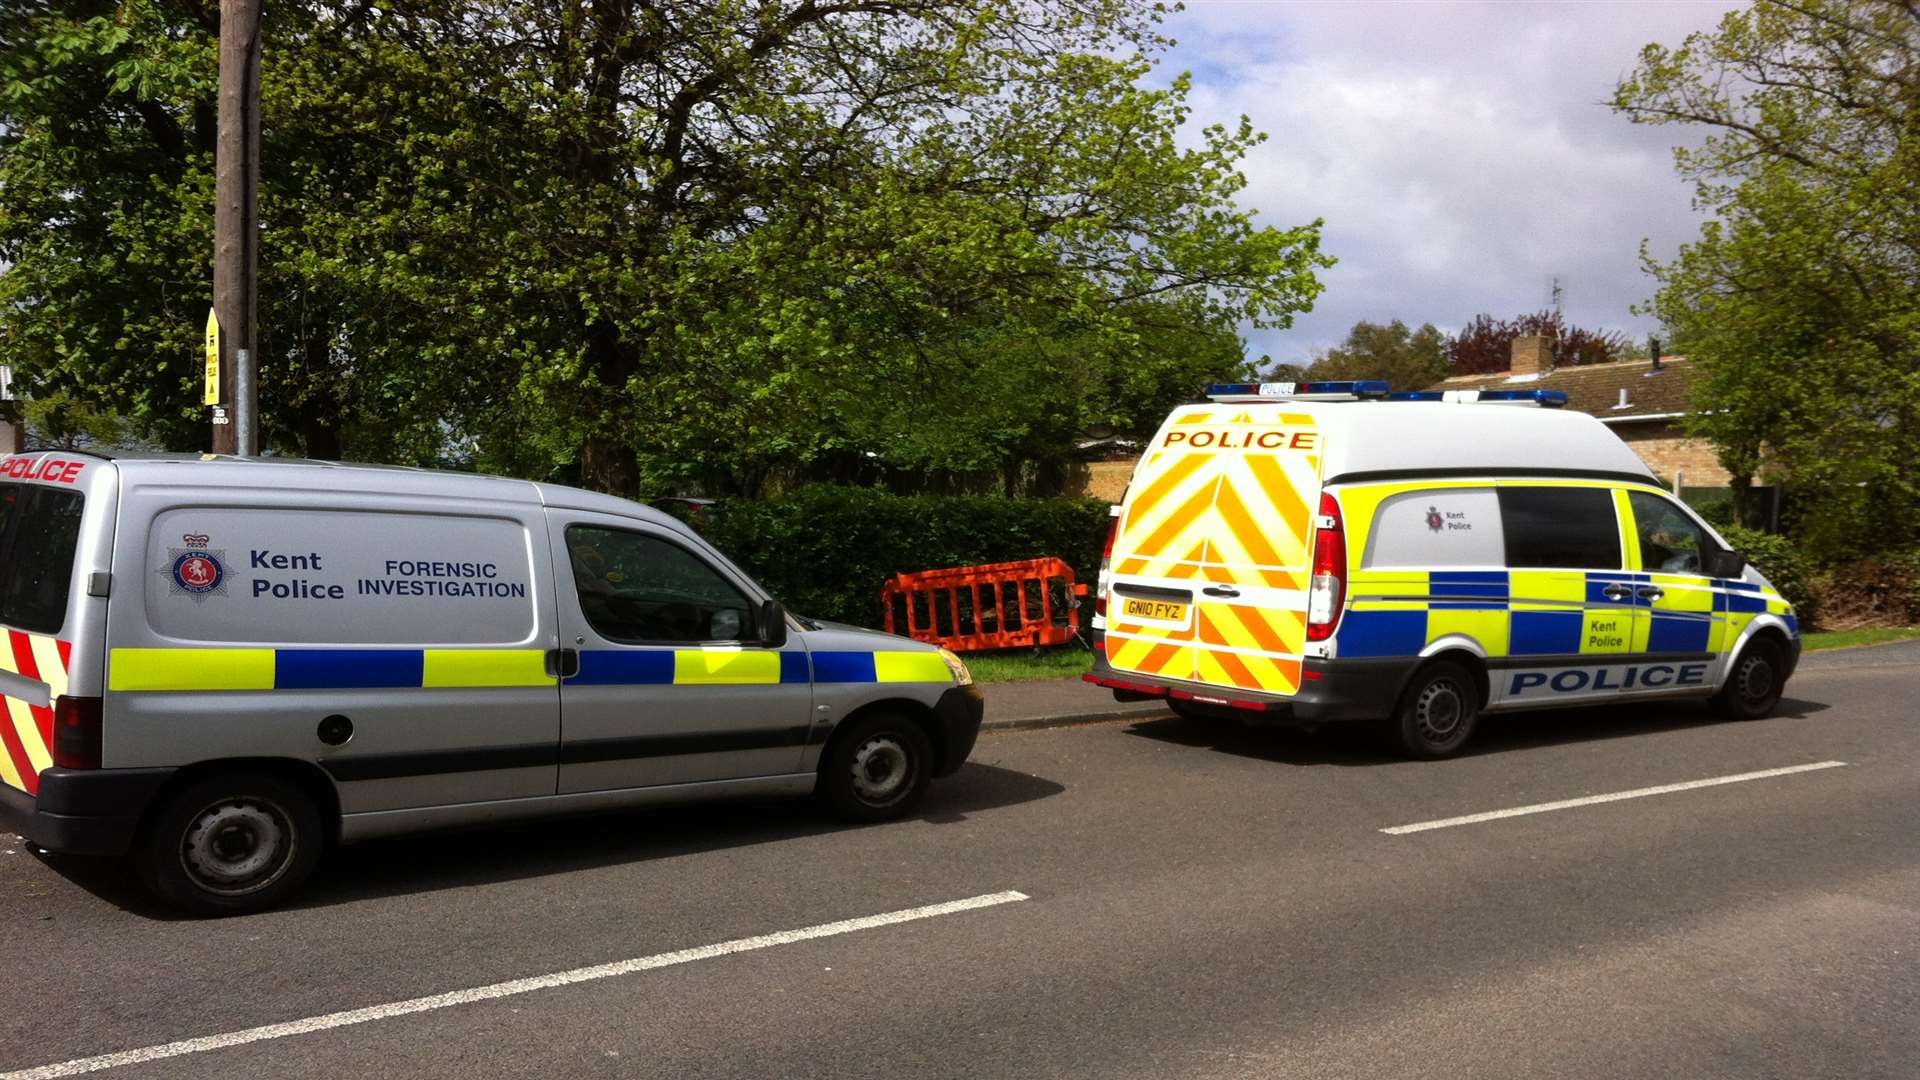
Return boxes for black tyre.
[816,712,933,823]
[137,771,324,917]
[1712,637,1787,720]
[1388,661,1480,759]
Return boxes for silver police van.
[0,452,982,915]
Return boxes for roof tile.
[1423,356,1698,420]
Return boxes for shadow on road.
[28,761,1063,919]
[1123,695,1831,766]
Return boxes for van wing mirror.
[759,599,788,648]
[1708,549,1747,580]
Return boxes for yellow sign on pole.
[203,308,221,406]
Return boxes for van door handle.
[1602,584,1633,602]
[1202,585,1241,598]
[546,648,580,679]
[1636,586,1664,601]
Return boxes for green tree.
[1,1,1330,496]
[19,393,150,453]
[1615,0,1920,555]
[1291,319,1447,388]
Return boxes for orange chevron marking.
[1206,647,1262,689]
[1140,640,1186,674]
[1122,452,1209,529]
[1162,539,1208,580]
[1213,477,1292,574]
[1128,480,1219,564]
[1200,604,1291,656]
[1245,453,1312,544]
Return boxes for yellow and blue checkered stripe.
[568,649,948,686]
[107,647,952,692]
[1335,571,1794,659]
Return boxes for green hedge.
[1721,525,1819,628]
[691,486,1111,628]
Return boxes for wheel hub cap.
[1416,681,1463,741]
[181,800,290,895]
[850,737,909,802]
[1740,656,1775,702]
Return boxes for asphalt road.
[4,643,1916,1080]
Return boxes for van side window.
[1627,491,1708,575]
[1497,488,1621,570]
[1364,489,1503,567]
[0,483,85,634]
[567,526,754,645]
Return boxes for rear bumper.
[0,767,177,857]
[1085,650,1416,724]
[932,684,985,777]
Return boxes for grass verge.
[963,645,1096,684]
[1800,626,1920,652]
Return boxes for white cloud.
[1154,0,1743,366]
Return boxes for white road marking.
[2,889,1030,1080]
[1380,761,1848,835]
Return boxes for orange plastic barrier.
[882,558,1089,653]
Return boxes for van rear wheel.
[1388,661,1480,759]
[137,771,323,917]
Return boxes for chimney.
[1510,335,1551,377]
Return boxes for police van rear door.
[1104,402,1322,698]
[0,454,102,797]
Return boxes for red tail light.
[1305,492,1346,642]
[52,695,103,769]
[1096,511,1120,619]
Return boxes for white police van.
[0,453,980,914]
[1086,381,1800,757]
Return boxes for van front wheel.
[1712,637,1787,720]
[137,772,323,917]
[817,713,933,823]
[1389,661,1480,759]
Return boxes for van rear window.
[0,482,86,634]
[1497,487,1621,570]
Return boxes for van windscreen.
[0,482,85,634]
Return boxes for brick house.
[1422,335,1729,487]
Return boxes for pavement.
[1,639,1915,1079]
[977,672,1164,729]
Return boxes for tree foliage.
[1282,318,1447,388]
[1615,0,1920,558]
[0,0,1329,496]
[1446,311,1630,375]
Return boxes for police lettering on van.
[0,453,983,916]
[1086,380,1800,759]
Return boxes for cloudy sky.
[1151,0,1743,367]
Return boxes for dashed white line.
[1,889,1030,1080]
[1381,761,1849,835]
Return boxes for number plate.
[1119,597,1189,625]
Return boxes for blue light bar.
[1205,380,1391,401]
[1385,389,1568,408]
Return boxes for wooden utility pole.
[212,0,261,455]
